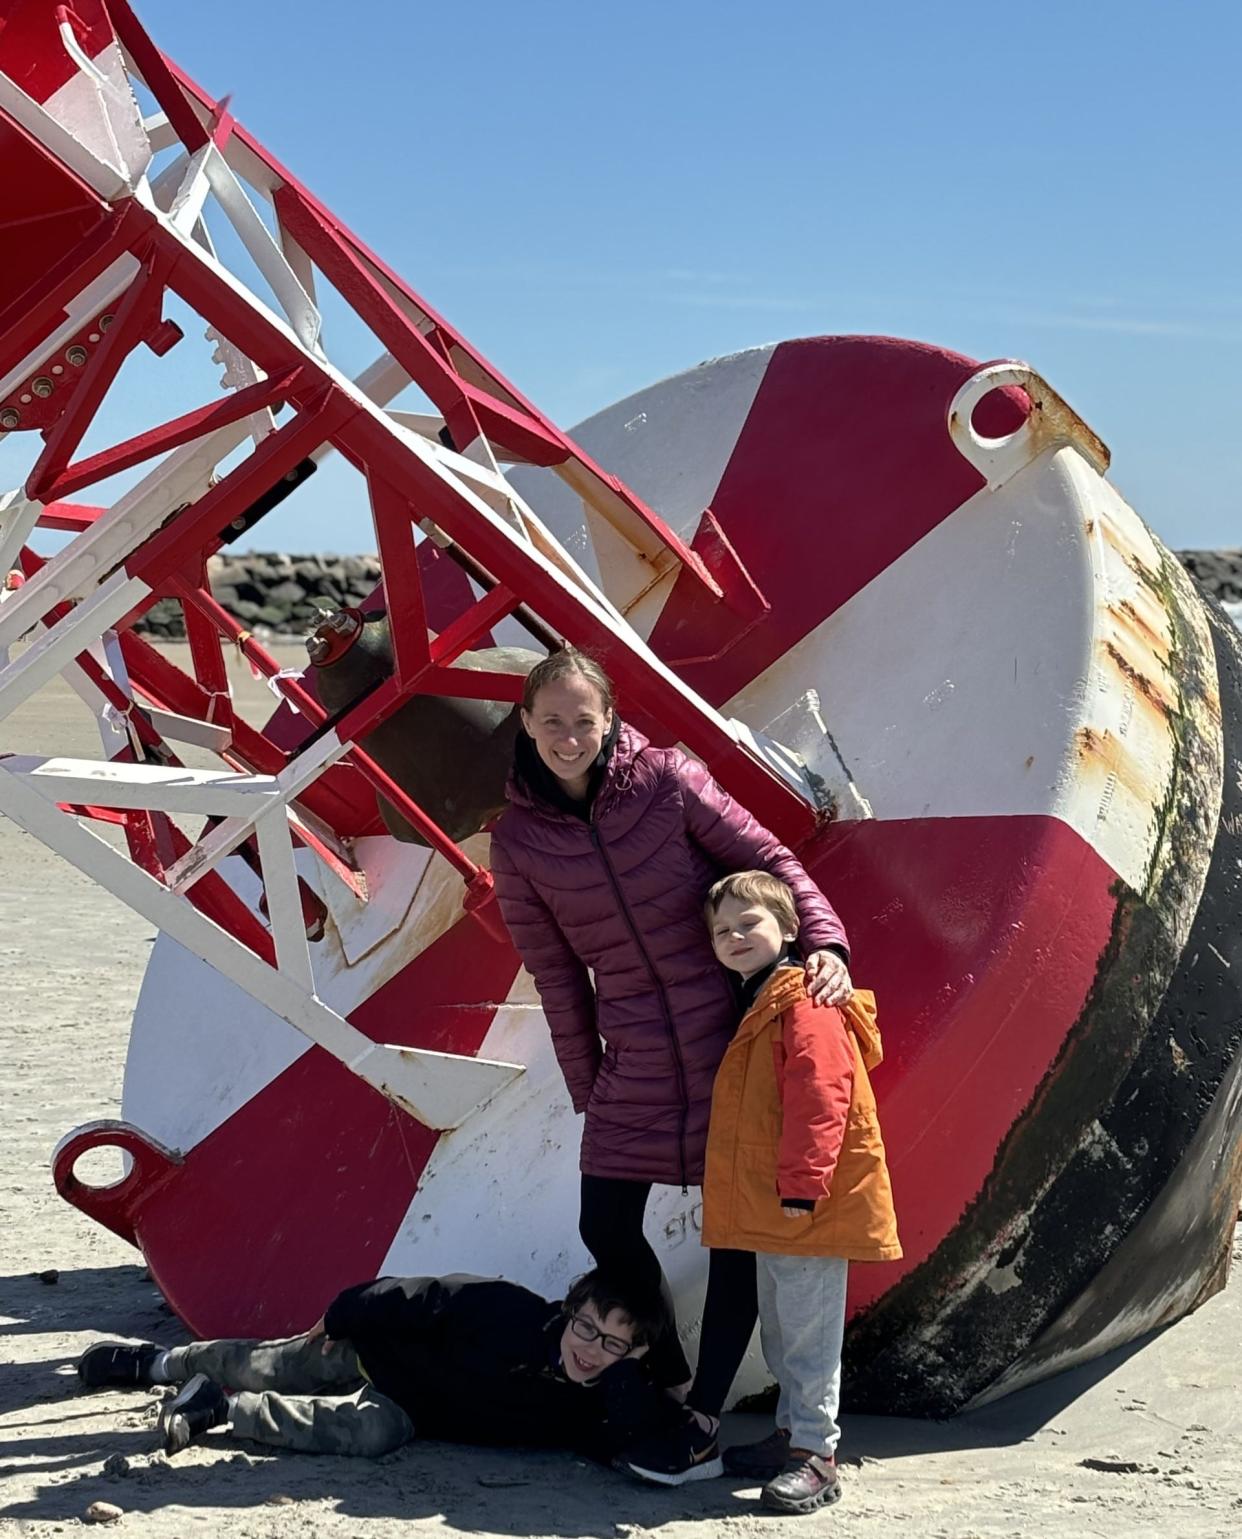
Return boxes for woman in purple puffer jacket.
[491,649,850,1483]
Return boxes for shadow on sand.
[0,1263,1167,1533]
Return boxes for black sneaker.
[77,1342,161,1389]
[158,1374,229,1454]
[722,1426,791,1478]
[618,1412,724,1485]
[761,1452,841,1513]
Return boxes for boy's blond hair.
[704,870,799,937]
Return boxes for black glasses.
[568,1313,634,1358]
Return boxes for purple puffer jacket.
[489,724,849,1187]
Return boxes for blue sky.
[16,1,1242,552]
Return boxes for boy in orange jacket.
[699,872,901,1514]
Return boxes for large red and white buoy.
[2,0,1238,1416]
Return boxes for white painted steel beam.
[143,708,234,753]
[142,111,177,151]
[198,151,321,352]
[166,147,213,233]
[254,804,314,993]
[0,760,523,1131]
[0,71,130,200]
[0,491,43,589]
[0,254,143,404]
[0,570,149,718]
[0,418,253,652]
[164,730,353,893]
[4,756,283,817]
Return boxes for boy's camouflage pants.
[166,1332,414,1456]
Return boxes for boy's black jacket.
[323,1273,671,1457]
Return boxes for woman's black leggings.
[579,1174,758,1417]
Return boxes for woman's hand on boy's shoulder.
[804,950,852,1008]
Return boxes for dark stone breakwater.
[1176,550,1242,609]
[133,549,1242,639]
[139,553,383,638]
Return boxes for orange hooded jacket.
[701,968,901,1260]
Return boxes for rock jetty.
[131,549,1242,639]
[138,553,383,638]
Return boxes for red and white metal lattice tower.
[0,0,817,1136]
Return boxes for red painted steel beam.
[413,668,525,704]
[127,393,353,589]
[41,365,302,501]
[345,409,818,846]
[142,196,812,844]
[159,53,722,596]
[25,241,169,500]
[58,803,128,825]
[170,581,485,880]
[180,562,235,738]
[0,196,140,374]
[36,501,107,531]
[100,0,209,152]
[429,584,517,667]
[368,473,431,684]
[272,189,463,408]
[274,189,565,468]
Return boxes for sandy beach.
[2,645,1241,1537]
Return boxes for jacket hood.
[743,968,884,1072]
[505,720,647,817]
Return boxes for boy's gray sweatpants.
[165,1333,414,1457]
[755,1254,849,1458]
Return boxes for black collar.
[737,943,802,1010]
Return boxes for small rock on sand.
[84,1501,124,1523]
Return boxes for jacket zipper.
[589,813,691,1192]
